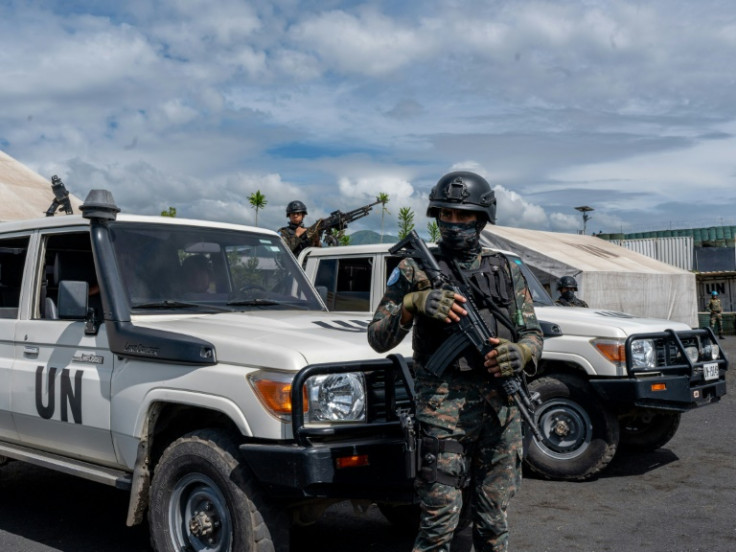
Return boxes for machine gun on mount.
[310,199,383,246]
[45,175,74,217]
[389,230,543,441]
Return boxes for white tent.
[0,150,83,221]
[481,225,698,327]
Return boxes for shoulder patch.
[386,266,401,287]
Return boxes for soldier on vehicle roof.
[277,200,323,256]
[368,171,543,552]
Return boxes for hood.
[536,305,692,340]
[133,310,407,370]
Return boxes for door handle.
[23,346,39,356]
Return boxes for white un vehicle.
[0,191,417,551]
[299,243,729,481]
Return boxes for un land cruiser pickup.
[299,243,729,481]
[0,191,418,552]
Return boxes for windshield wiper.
[133,300,229,312]
[226,298,282,307]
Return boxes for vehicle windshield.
[504,254,555,307]
[109,222,324,313]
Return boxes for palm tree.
[377,193,390,243]
[248,190,267,226]
[397,206,415,239]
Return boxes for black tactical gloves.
[494,338,533,377]
[403,289,456,322]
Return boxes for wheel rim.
[168,472,233,552]
[535,398,593,459]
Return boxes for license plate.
[702,362,719,381]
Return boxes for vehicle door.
[0,234,31,442]
[12,229,116,464]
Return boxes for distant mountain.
[348,230,399,245]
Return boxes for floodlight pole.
[575,206,594,235]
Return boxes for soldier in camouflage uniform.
[368,171,543,552]
[554,276,589,308]
[708,290,725,339]
[278,200,322,256]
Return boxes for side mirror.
[58,281,89,320]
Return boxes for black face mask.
[437,219,482,261]
[561,290,575,301]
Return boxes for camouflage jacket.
[278,222,322,256]
[708,298,723,315]
[555,296,589,308]
[367,249,543,370]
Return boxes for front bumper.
[591,328,728,411]
[239,436,414,501]
[590,374,726,411]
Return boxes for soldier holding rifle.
[368,171,543,552]
[278,198,382,255]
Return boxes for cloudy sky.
[2,0,736,237]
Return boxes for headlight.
[684,346,699,364]
[704,343,720,361]
[630,339,656,369]
[305,372,366,424]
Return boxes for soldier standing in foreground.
[368,171,543,552]
[277,200,322,256]
[554,276,589,307]
[708,290,725,339]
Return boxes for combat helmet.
[286,200,307,216]
[557,276,578,290]
[427,171,496,224]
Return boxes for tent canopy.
[0,150,83,221]
[481,225,697,327]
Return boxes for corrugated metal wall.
[610,236,693,271]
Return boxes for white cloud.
[289,8,433,77]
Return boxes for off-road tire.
[149,428,288,552]
[618,410,681,452]
[525,374,619,481]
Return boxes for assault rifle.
[45,175,74,217]
[315,199,383,246]
[389,230,543,441]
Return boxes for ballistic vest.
[412,252,516,371]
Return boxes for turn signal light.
[650,383,667,392]
[335,455,370,469]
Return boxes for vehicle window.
[506,254,554,306]
[0,236,29,318]
[108,223,323,312]
[315,257,372,311]
[35,232,98,320]
[385,255,401,282]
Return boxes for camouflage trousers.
[412,368,523,552]
[710,313,723,336]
